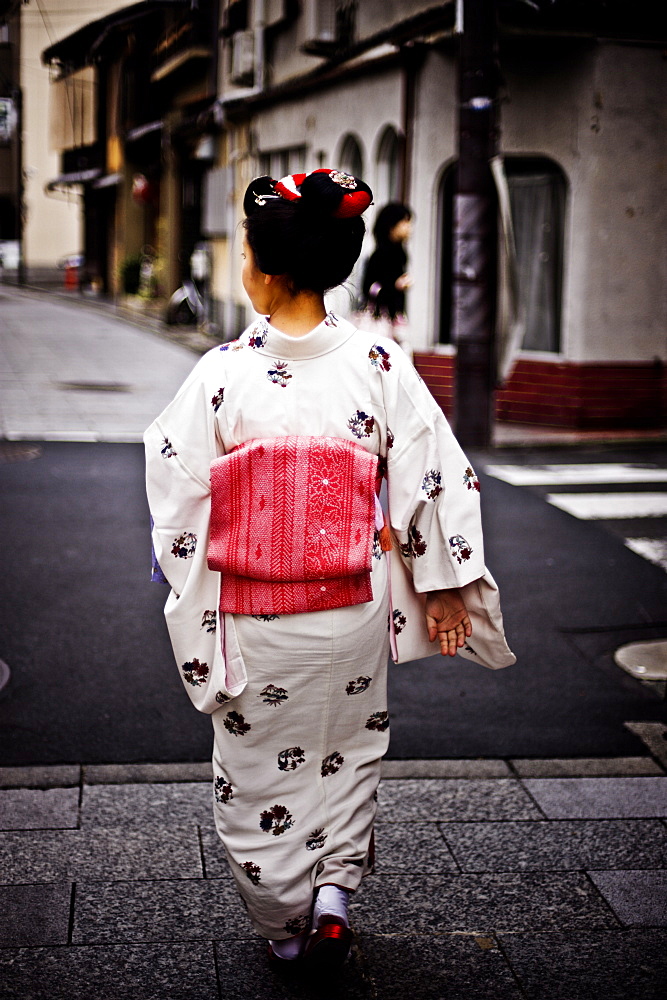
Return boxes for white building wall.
[501,41,666,363]
[20,0,121,274]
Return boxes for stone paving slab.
[0,826,202,883]
[350,872,617,934]
[440,818,667,872]
[73,879,252,944]
[376,778,541,822]
[382,759,513,778]
[588,870,667,926]
[0,765,80,789]
[373,821,459,874]
[213,937,372,999]
[83,762,213,784]
[358,932,523,1000]
[510,756,665,777]
[0,884,71,947]
[0,942,219,1000]
[523,776,667,818]
[0,787,79,830]
[80,782,213,828]
[498,929,667,1000]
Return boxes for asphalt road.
[1,440,665,765]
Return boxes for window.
[258,145,306,180]
[337,133,363,179]
[505,157,566,353]
[375,126,401,206]
[438,156,566,352]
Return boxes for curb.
[1,756,664,789]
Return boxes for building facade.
[204,0,667,429]
[41,0,667,429]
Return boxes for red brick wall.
[412,353,667,429]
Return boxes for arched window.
[338,134,363,179]
[375,125,401,206]
[438,156,567,352]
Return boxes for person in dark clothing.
[361,203,413,337]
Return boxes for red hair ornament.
[245,168,372,219]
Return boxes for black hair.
[372,202,412,244]
[243,172,367,294]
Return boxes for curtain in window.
[507,169,564,353]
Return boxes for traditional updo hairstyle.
[243,169,373,294]
[372,202,412,245]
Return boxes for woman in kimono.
[145,168,513,971]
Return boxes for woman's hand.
[395,272,412,291]
[425,588,472,657]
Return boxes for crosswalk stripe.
[625,539,667,572]
[485,463,667,487]
[545,492,667,520]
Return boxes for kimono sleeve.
[383,349,486,593]
[143,357,247,712]
[144,358,222,595]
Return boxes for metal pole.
[452,0,499,448]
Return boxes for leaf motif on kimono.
[421,469,442,501]
[260,684,289,707]
[181,658,209,687]
[463,466,481,492]
[260,803,294,836]
[365,711,390,732]
[171,532,197,559]
[321,751,345,777]
[345,675,372,696]
[306,828,328,851]
[223,710,252,737]
[369,344,391,372]
[267,360,292,387]
[448,533,473,564]
[160,437,177,458]
[284,914,309,935]
[201,609,217,633]
[241,861,262,885]
[214,776,234,804]
[347,409,375,438]
[277,746,305,771]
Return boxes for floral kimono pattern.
[144,312,513,941]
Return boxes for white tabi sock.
[269,929,308,961]
[312,885,350,929]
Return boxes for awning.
[92,172,123,189]
[126,120,163,142]
[46,168,101,192]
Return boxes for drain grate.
[56,380,131,392]
[0,441,42,463]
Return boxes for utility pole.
[452,0,499,448]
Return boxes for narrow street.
[1,286,666,764]
[1,287,666,1000]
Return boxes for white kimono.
[144,312,514,940]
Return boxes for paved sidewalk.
[1,756,666,999]
[0,285,202,442]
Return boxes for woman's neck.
[267,290,326,338]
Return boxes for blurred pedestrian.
[144,169,513,976]
[357,202,413,351]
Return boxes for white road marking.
[546,492,667,520]
[625,538,667,572]
[485,463,667,486]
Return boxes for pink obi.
[208,436,378,615]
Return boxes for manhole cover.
[56,380,131,392]
[0,441,42,463]
[614,640,667,680]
